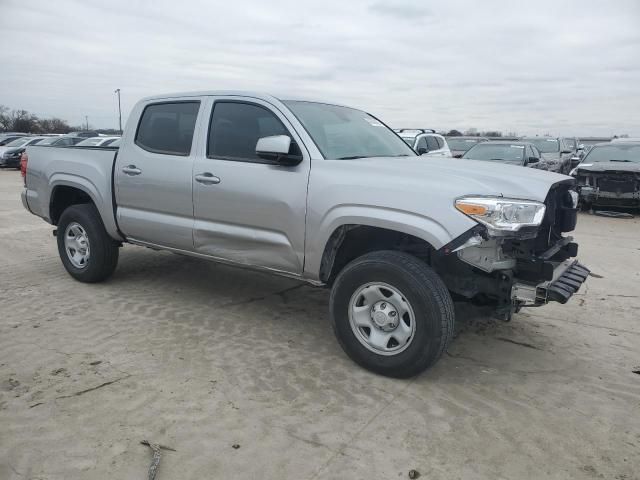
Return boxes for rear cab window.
[135,101,200,155]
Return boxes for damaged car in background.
[520,137,574,174]
[571,142,640,209]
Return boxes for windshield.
[37,137,62,145]
[523,138,559,153]
[583,144,640,163]
[283,101,415,159]
[462,143,525,165]
[76,138,103,146]
[447,138,484,152]
[5,137,31,147]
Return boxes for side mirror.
[417,147,428,155]
[256,135,302,166]
[527,156,540,164]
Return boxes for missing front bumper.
[512,259,590,306]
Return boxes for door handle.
[195,172,221,185]
[122,165,142,175]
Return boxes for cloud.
[368,1,433,20]
[0,0,638,136]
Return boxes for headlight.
[455,196,546,235]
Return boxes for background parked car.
[520,137,573,173]
[396,129,452,156]
[66,131,100,138]
[571,142,640,209]
[36,136,85,146]
[461,141,543,168]
[562,137,579,153]
[445,136,489,157]
[0,136,47,168]
[0,133,29,146]
[75,136,121,147]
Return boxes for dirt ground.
[0,169,638,480]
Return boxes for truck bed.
[23,145,122,240]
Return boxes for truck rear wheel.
[330,250,454,378]
[57,204,119,283]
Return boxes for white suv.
[395,129,452,157]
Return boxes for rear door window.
[426,136,440,151]
[135,102,200,156]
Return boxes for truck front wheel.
[56,204,119,283]
[330,250,454,378]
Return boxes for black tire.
[330,250,455,378]
[57,203,119,283]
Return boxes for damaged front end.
[573,168,640,208]
[434,182,589,318]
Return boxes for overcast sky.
[1,0,639,136]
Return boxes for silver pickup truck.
[21,91,589,377]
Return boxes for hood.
[575,162,640,173]
[333,156,572,202]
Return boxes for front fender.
[303,204,463,282]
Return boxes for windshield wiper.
[336,155,368,160]
[609,159,631,162]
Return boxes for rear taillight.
[20,152,28,185]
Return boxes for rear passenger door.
[191,97,310,275]
[115,100,203,250]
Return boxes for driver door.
[191,97,311,275]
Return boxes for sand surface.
[1,169,638,479]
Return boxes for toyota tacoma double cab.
[21,91,589,377]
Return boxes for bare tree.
[0,105,11,131]
[0,104,72,133]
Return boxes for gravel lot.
[1,169,639,480]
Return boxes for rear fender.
[49,174,122,241]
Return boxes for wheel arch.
[317,223,439,284]
[48,174,122,241]
[306,206,455,283]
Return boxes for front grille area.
[596,173,638,194]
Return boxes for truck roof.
[139,90,351,109]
